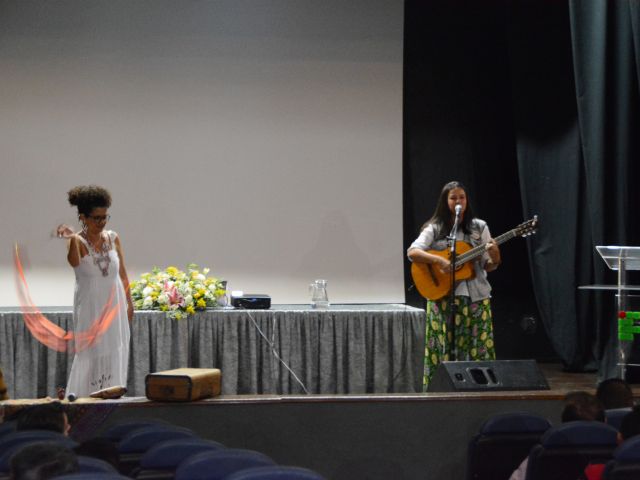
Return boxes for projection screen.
[0,0,404,306]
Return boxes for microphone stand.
[446,208,461,361]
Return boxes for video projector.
[230,293,271,309]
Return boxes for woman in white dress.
[57,185,133,398]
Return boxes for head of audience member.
[596,378,634,410]
[10,442,78,480]
[16,402,70,436]
[619,405,640,442]
[74,437,120,469]
[562,391,605,423]
[0,366,9,401]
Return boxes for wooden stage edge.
[1,362,630,407]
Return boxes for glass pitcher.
[309,279,330,309]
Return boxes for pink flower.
[164,282,185,307]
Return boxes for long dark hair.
[422,181,475,239]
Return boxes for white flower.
[143,296,154,308]
[157,293,169,305]
[208,284,217,292]
[195,274,205,281]
[184,295,193,306]
[142,286,154,297]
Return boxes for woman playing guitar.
[407,181,501,390]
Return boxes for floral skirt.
[423,296,496,389]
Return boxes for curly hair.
[67,185,112,216]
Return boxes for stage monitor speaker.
[427,359,549,392]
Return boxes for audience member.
[10,443,78,480]
[16,402,70,436]
[0,366,8,400]
[581,396,640,480]
[619,404,640,442]
[509,391,605,480]
[596,378,634,409]
[562,391,606,423]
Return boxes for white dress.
[66,230,130,398]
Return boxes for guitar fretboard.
[456,229,518,265]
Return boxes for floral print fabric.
[423,296,496,389]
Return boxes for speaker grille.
[427,360,550,392]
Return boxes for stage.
[0,306,623,478]
[1,364,622,480]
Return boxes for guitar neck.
[456,229,518,265]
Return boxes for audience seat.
[52,473,132,480]
[134,437,225,480]
[0,433,77,475]
[466,411,552,480]
[102,419,172,442]
[117,425,196,475]
[0,430,75,453]
[224,465,327,480]
[0,421,16,439]
[601,435,640,479]
[525,421,618,480]
[77,455,119,474]
[174,449,276,480]
[605,408,632,431]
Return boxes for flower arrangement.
[130,264,226,319]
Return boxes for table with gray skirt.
[0,304,425,399]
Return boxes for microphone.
[455,204,462,216]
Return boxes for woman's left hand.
[485,240,501,265]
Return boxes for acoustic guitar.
[411,216,538,301]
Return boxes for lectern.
[580,246,640,379]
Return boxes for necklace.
[82,232,111,277]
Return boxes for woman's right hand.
[437,257,451,273]
[56,224,75,239]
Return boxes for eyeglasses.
[87,214,110,222]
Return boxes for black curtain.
[404,0,640,371]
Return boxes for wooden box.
[145,368,221,402]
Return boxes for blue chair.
[0,430,75,452]
[133,438,225,479]
[101,419,171,442]
[52,474,132,480]
[0,420,17,439]
[76,455,118,474]
[466,411,552,480]
[525,421,619,480]
[606,408,632,431]
[118,425,196,454]
[601,435,640,479]
[174,449,276,480]
[117,425,196,476]
[139,437,224,469]
[225,465,327,480]
[0,433,77,474]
